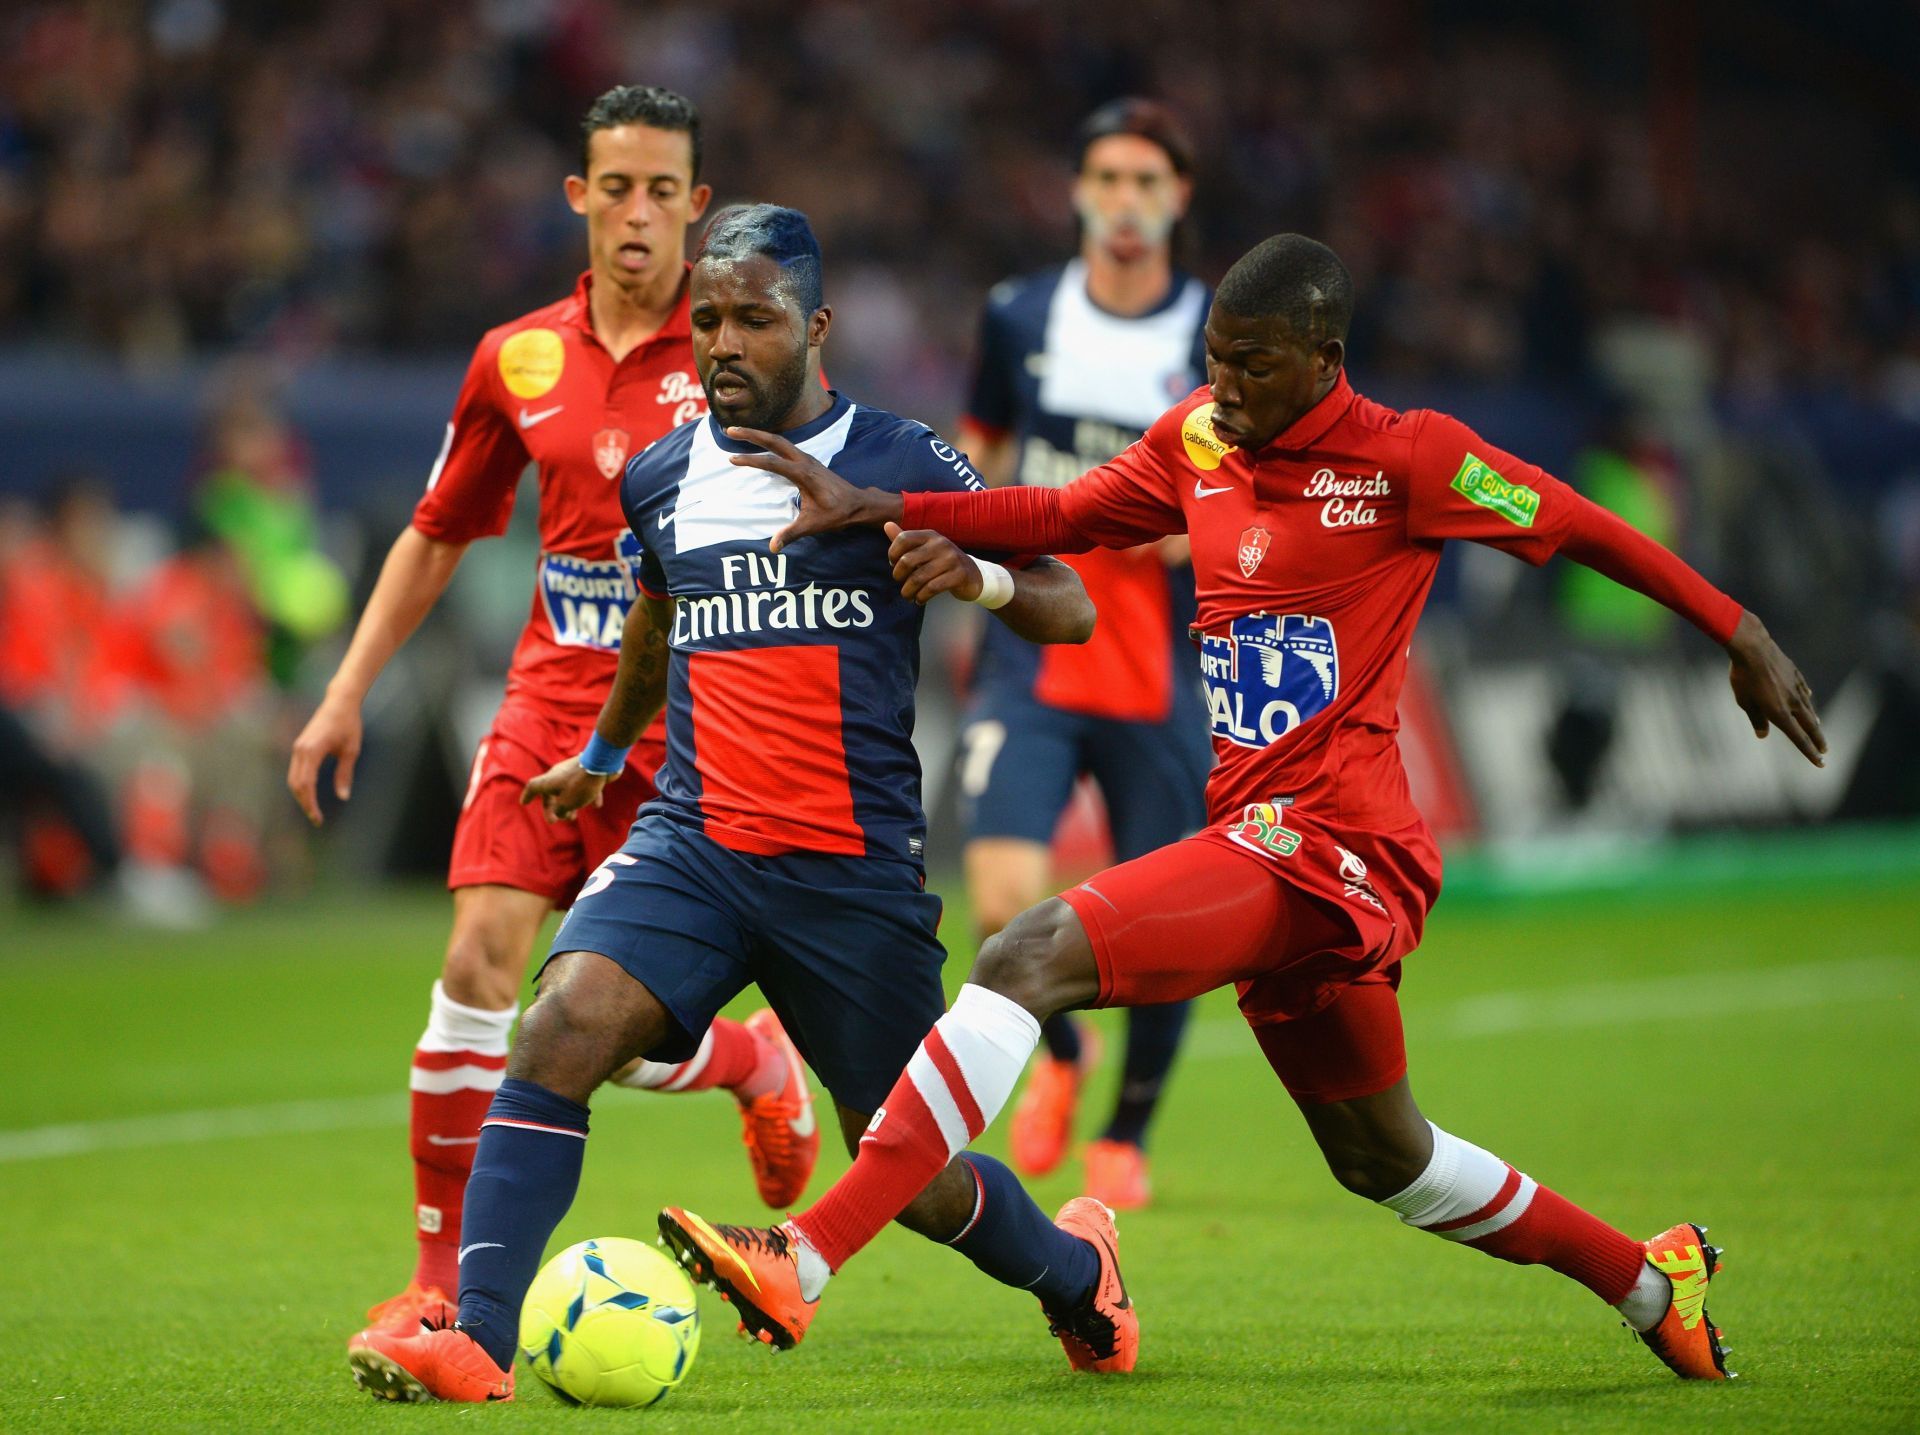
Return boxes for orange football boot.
[348,1321,514,1403]
[354,1281,455,1341]
[1083,1138,1152,1211]
[738,1009,821,1208]
[1010,1025,1102,1176]
[658,1207,818,1350]
[1636,1222,1732,1380]
[1042,1197,1138,1373]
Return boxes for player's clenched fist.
[521,756,611,823]
[884,522,984,604]
[288,695,362,827]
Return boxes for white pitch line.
[0,1094,404,1164]
[1178,953,1915,1059]
[0,955,1912,1165]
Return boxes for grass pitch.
[1,859,1915,1432]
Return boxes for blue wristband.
[578,733,631,777]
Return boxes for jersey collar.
[1260,370,1355,454]
[564,265,694,347]
[707,390,851,452]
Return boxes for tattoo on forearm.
[601,595,673,740]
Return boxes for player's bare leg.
[354,950,676,1400]
[662,899,1139,1370]
[1284,1049,1730,1380]
[973,839,1102,1177]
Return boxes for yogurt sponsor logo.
[1304,468,1389,528]
[538,530,646,650]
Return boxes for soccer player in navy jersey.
[957,100,1213,1209]
[346,205,1108,1403]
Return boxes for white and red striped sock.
[409,980,514,1292]
[611,1018,777,1098]
[792,984,1039,1276]
[1382,1122,1645,1305]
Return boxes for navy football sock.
[455,1078,590,1369]
[1101,1000,1192,1149]
[945,1153,1099,1311]
[1038,1012,1083,1065]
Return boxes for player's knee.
[441,927,527,1010]
[970,898,1095,1020]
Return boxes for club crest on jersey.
[1226,801,1302,860]
[1198,613,1340,749]
[1181,402,1238,471]
[593,428,631,480]
[1238,526,1271,577]
[498,328,564,399]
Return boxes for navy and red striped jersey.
[620,392,994,866]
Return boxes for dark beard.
[708,347,811,433]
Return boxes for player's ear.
[687,182,713,223]
[1172,173,1194,221]
[564,174,589,216]
[1314,337,1345,382]
[808,305,832,349]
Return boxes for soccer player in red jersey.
[660,234,1829,1381]
[287,88,819,1343]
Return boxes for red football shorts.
[1057,806,1442,1104]
[447,701,663,908]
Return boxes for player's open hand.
[885,522,981,604]
[287,695,362,826]
[1726,610,1827,767]
[521,756,610,823]
[725,427,901,553]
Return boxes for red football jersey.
[411,269,707,728]
[1045,374,1593,832]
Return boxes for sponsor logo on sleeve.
[593,428,631,480]
[1450,453,1538,528]
[1181,402,1238,471]
[498,328,565,399]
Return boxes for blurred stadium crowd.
[4,1,1918,399]
[2,0,1918,911]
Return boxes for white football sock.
[1615,1262,1671,1331]
[787,1222,832,1303]
[1379,1121,1537,1240]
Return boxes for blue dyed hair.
[696,204,825,315]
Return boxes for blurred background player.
[285,86,818,1342]
[955,99,1214,1209]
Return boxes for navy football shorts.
[957,686,1211,861]
[545,809,948,1114]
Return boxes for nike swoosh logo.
[788,1099,816,1139]
[518,404,564,429]
[658,510,674,529]
[425,1134,480,1146]
[1194,479,1233,499]
[459,1241,505,1262]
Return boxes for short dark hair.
[696,204,825,315]
[580,85,702,182]
[1215,234,1354,346]
[1076,97,1193,177]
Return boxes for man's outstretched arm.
[521,590,674,821]
[1554,497,1827,767]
